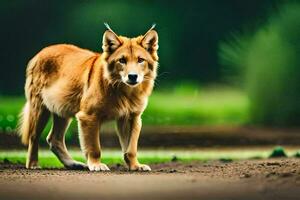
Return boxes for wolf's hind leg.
[47,114,87,170]
[26,106,50,169]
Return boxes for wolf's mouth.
[126,80,139,86]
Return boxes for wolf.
[18,24,158,171]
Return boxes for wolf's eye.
[118,58,126,64]
[138,57,144,63]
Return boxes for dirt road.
[0,159,300,200]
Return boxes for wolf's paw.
[26,161,41,169]
[88,162,110,171]
[130,163,151,171]
[27,165,41,169]
[65,161,87,170]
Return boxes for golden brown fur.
[18,25,159,171]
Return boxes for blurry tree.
[219,2,300,126]
[0,0,279,95]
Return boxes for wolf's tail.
[18,57,45,145]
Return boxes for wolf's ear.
[102,23,121,53]
[141,25,159,55]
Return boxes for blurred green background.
[0,0,299,137]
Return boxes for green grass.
[144,86,249,125]
[1,147,299,168]
[0,86,249,134]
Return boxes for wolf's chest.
[100,96,146,120]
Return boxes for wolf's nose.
[128,74,138,83]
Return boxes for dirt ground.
[0,159,300,200]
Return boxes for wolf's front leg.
[76,111,110,171]
[116,114,151,171]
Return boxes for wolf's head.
[102,24,158,88]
